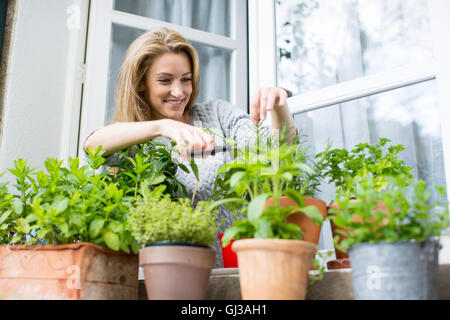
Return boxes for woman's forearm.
[83,120,164,156]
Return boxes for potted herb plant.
[317,138,414,268]
[217,127,326,299]
[330,174,449,299]
[127,183,221,300]
[0,148,140,300]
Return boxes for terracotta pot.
[265,196,327,245]
[327,200,390,269]
[139,243,216,300]
[0,242,139,300]
[232,238,317,300]
[218,233,238,268]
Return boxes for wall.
[0,0,87,178]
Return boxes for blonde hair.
[112,28,200,123]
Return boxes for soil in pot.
[232,238,317,300]
[0,242,139,300]
[139,242,216,300]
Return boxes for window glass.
[106,24,231,124]
[276,0,434,94]
[294,80,446,205]
[114,0,231,37]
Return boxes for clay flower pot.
[139,242,216,300]
[327,200,390,269]
[232,238,317,300]
[0,242,139,300]
[265,196,328,245]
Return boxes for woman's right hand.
[159,119,215,160]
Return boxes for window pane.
[294,80,446,205]
[114,0,231,37]
[276,0,434,94]
[106,24,231,124]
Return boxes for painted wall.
[0,0,86,177]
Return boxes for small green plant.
[330,174,449,253]
[216,126,325,246]
[0,148,139,254]
[127,183,220,247]
[106,140,199,199]
[317,137,413,198]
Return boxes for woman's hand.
[250,87,290,126]
[159,119,215,160]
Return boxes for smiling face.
[143,52,193,122]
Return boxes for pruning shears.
[189,145,239,157]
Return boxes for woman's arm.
[83,120,165,156]
[83,119,215,159]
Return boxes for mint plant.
[330,174,449,253]
[0,148,139,253]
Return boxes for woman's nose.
[170,81,183,97]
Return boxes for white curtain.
[107,0,231,123]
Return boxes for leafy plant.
[106,140,199,199]
[317,137,413,198]
[216,126,325,246]
[329,174,449,253]
[0,148,140,253]
[127,183,220,247]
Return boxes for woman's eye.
[158,79,170,83]
[182,78,192,82]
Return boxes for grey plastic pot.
[348,240,441,300]
[139,242,216,300]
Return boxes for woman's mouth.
[164,99,185,107]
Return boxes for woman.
[84,27,297,266]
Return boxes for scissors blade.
[189,145,238,157]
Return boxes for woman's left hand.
[250,87,290,126]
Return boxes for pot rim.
[144,241,211,248]
[232,238,318,253]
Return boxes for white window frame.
[79,0,247,157]
[249,0,450,259]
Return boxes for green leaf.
[230,172,245,188]
[60,222,69,236]
[104,231,120,251]
[284,188,305,207]
[0,209,12,225]
[190,158,199,181]
[51,197,69,213]
[89,219,105,238]
[248,194,270,224]
[11,200,24,215]
[300,205,324,226]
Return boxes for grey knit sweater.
[103,100,271,267]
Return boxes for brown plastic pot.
[265,196,327,245]
[327,200,390,269]
[232,238,317,300]
[139,242,216,300]
[0,242,139,300]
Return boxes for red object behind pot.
[218,234,238,268]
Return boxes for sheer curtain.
[106,0,231,123]
[276,0,446,250]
